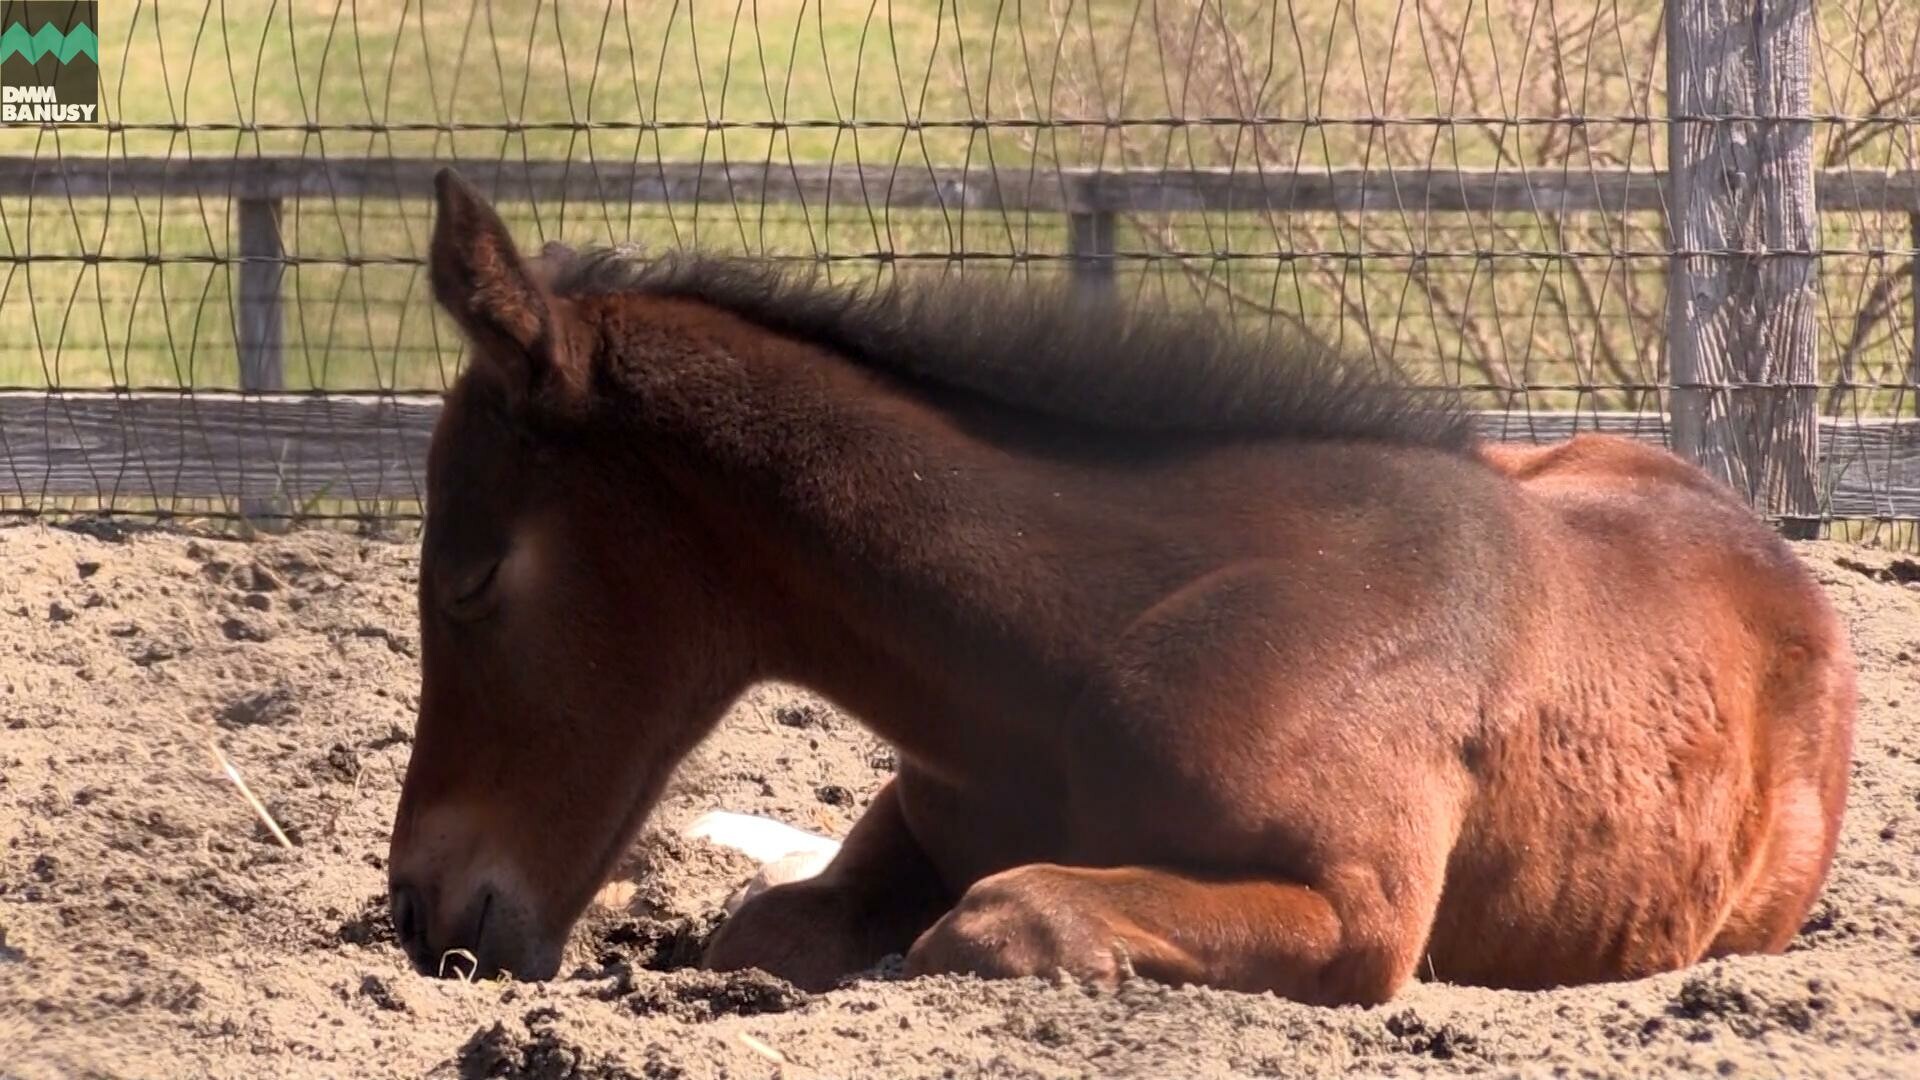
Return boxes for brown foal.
[387,169,1854,1003]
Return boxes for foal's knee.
[905,866,1128,986]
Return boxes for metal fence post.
[1665,0,1821,538]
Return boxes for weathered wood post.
[237,198,286,392]
[1910,214,1920,394]
[1068,210,1117,299]
[235,196,287,522]
[1665,0,1821,538]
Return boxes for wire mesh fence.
[0,0,1915,540]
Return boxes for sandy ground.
[0,521,1915,1079]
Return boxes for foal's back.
[1433,436,1855,986]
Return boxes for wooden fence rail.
[2,393,1915,521]
[0,154,1917,522]
[1,157,1917,213]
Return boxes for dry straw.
[206,739,294,850]
[736,1032,788,1067]
[438,948,480,982]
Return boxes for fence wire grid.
[0,0,1917,542]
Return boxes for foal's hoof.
[905,873,1128,987]
[725,848,838,915]
[701,878,871,992]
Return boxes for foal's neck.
[604,296,1180,763]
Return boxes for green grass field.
[0,0,1911,418]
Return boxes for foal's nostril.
[390,881,427,959]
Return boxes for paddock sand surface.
[0,521,1915,1079]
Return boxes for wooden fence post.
[1910,214,1920,394]
[237,198,286,392]
[1665,0,1821,538]
[236,197,287,522]
[1069,210,1117,299]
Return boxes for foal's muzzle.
[387,874,559,981]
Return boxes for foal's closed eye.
[442,560,501,619]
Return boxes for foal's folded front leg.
[904,863,1427,1005]
[701,779,951,991]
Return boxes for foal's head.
[386,171,754,980]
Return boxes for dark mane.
[551,250,1474,452]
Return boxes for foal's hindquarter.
[1428,440,1855,987]
[697,316,1853,1001]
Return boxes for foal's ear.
[429,168,558,394]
